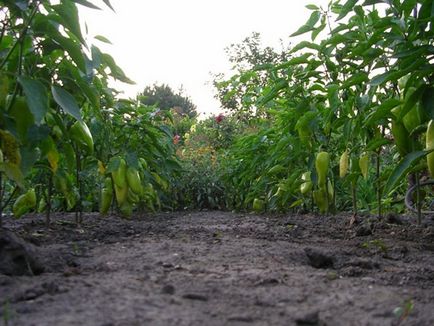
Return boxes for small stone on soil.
[356,223,373,236]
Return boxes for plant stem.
[352,181,358,217]
[0,173,3,228]
[75,151,83,225]
[416,172,422,225]
[376,150,382,218]
[0,4,38,70]
[46,173,52,227]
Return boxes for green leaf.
[53,2,85,45]
[17,76,48,125]
[94,35,112,44]
[72,0,101,10]
[101,53,135,84]
[291,24,316,37]
[341,72,369,89]
[8,97,34,141]
[290,41,321,53]
[337,0,359,20]
[364,98,401,125]
[52,34,86,72]
[0,162,25,188]
[291,11,321,36]
[421,87,434,119]
[0,74,8,107]
[257,80,287,106]
[277,53,312,69]
[362,0,387,5]
[399,84,427,120]
[102,0,115,11]
[384,149,434,195]
[312,22,326,41]
[125,152,139,169]
[51,86,82,121]
[370,69,409,86]
[305,10,321,27]
[106,156,121,173]
[306,4,319,10]
[76,79,100,111]
[401,0,417,16]
[239,71,257,83]
[366,137,390,151]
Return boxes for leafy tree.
[212,32,291,119]
[138,83,197,118]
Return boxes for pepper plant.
[210,0,434,216]
[0,0,180,223]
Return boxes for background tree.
[212,32,291,119]
[138,83,197,118]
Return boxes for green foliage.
[0,0,180,223]
[138,83,197,118]
[171,114,242,210]
[212,32,292,119]
[1,0,434,219]
[201,0,434,215]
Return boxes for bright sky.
[79,0,330,117]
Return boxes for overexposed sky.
[79,0,330,117]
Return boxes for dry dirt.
[1,211,434,326]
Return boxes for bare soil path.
[1,211,434,326]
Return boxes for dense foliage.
[138,83,197,118]
[0,0,180,225]
[1,0,433,225]
[177,0,434,221]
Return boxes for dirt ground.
[1,210,434,326]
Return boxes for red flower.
[173,134,181,145]
[215,113,224,124]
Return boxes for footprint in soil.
[304,248,334,269]
[296,311,327,326]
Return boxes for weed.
[361,239,388,254]
[393,299,414,325]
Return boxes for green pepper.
[100,177,113,215]
[112,158,127,188]
[252,198,265,212]
[359,153,369,179]
[327,180,334,201]
[119,201,133,218]
[114,183,128,206]
[315,151,329,186]
[403,104,424,134]
[126,167,143,195]
[127,189,140,203]
[391,120,412,156]
[12,188,36,218]
[70,120,94,154]
[339,149,349,178]
[300,181,313,194]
